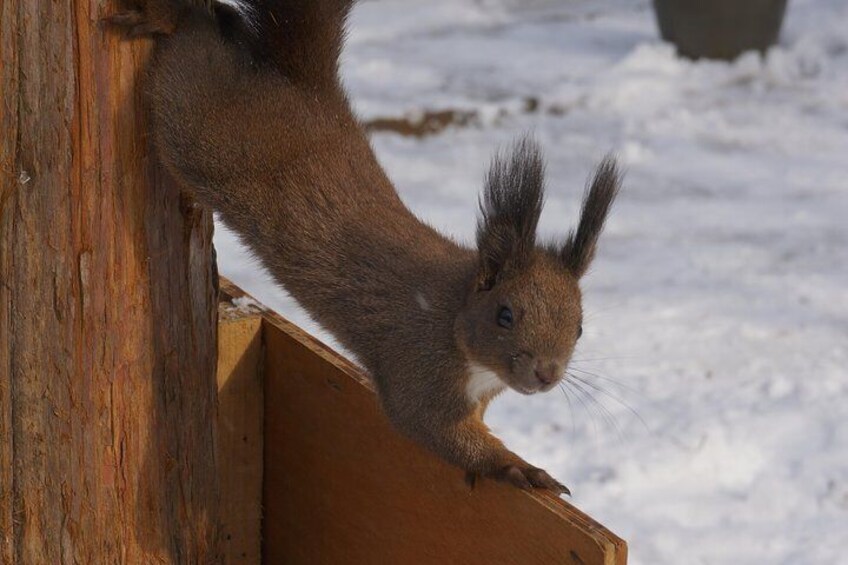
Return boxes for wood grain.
[217,303,264,564]
[0,1,220,562]
[217,281,627,565]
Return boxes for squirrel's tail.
[215,0,355,90]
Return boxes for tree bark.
[0,0,220,562]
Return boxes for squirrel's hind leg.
[103,0,189,36]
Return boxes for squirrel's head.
[455,138,620,397]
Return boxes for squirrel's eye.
[497,306,513,329]
[577,325,583,339]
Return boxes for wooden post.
[0,0,220,562]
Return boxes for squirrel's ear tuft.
[561,156,620,278]
[476,136,545,290]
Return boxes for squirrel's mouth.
[506,374,546,395]
[507,353,563,395]
[511,384,539,395]
[467,356,561,399]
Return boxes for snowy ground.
[215,1,848,563]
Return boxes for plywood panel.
[238,282,626,565]
[217,302,265,564]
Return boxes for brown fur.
[105,0,620,494]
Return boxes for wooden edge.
[219,278,369,388]
[216,300,264,564]
[531,492,628,564]
[218,277,627,565]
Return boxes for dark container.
[653,0,788,60]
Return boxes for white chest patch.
[466,362,506,405]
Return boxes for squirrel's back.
[143,0,462,360]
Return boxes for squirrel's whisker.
[557,383,578,439]
[566,377,626,444]
[569,373,648,434]
[567,366,645,397]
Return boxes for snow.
[229,295,263,314]
[214,0,848,563]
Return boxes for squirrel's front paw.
[490,464,571,495]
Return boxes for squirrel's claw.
[501,466,534,490]
[526,467,571,496]
[490,464,571,496]
[464,470,479,490]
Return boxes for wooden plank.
[217,301,265,564]
[0,1,219,562]
[219,280,626,564]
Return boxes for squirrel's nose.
[534,362,560,385]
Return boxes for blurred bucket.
[653,0,788,60]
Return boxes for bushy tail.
[216,0,355,90]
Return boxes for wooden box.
[216,280,627,564]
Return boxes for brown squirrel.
[106,0,620,495]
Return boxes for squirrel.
[106,0,620,495]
